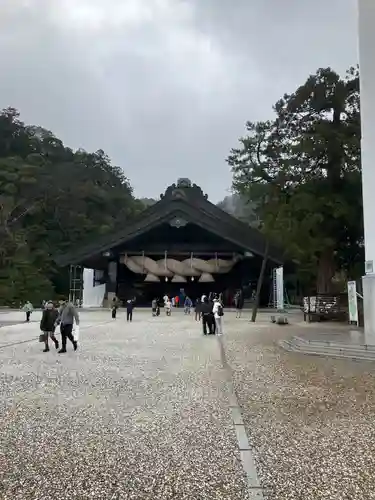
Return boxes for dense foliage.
[228,67,362,294]
[217,194,260,227]
[0,108,143,305]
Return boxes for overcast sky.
[0,0,358,202]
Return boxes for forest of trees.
[0,65,365,303]
[0,108,144,305]
[228,66,362,294]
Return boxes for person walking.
[22,301,33,322]
[184,296,192,314]
[175,295,179,308]
[40,301,59,352]
[56,298,79,353]
[126,299,134,322]
[213,296,224,335]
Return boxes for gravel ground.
[223,319,375,500]
[0,310,249,500]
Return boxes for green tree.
[217,194,260,226]
[0,108,142,305]
[228,67,362,293]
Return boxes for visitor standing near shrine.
[152,298,158,316]
[235,289,244,318]
[22,301,33,322]
[208,294,216,334]
[111,296,119,319]
[40,301,59,352]
[201,296,215,335]
[194,297,202,321]
[175,295,180,308]
[212,296,224,335]
[126,299,134,322]
[165,298,172,316]
[56,298,79,353]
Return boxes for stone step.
[279,338,375,362]
[291,336,375,351]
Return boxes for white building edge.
[82,268,106,308]
[358,0,375,344]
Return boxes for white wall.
[82,268,105,308]
[358,0,375,266]
[358,1,375,344]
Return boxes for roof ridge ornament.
[160,179,208,200]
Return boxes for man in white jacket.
[212,296,224,335]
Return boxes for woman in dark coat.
[40,302,59,352]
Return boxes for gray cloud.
[0,0,358,201]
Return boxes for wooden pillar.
[105,260,118,306]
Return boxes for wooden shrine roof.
[55,179,284,266]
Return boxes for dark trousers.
[112,308,117,319]
[60,324,75,350]
[202,314,214,335]
[26,311,31,322]
[127,310,133,321]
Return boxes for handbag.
[39,333,46,343]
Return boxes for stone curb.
[217,336,264,498]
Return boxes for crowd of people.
[108,289,246,337]
[20,288,245,353]
[156,292,225,335]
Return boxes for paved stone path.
[0,310,252,500]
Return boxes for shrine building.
[55,179,284,306]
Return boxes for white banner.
[347,281,359,324]
[276,266,284,310]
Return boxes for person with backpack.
[212,296,224,335]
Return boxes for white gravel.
[223,319,375,500]
[0,310,249,500]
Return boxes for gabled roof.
[55,180,284,266]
